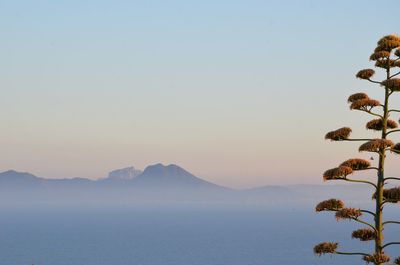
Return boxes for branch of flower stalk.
[388,109,400,113]
[335,251,369,256]
[338,178,377,189]
[342,138,373,142]
[389,71,400,78]
[381,200,400,208]
[354,109,383,118]
[362,167,379,171]
[383,221,400,226]
[350,217,377,232]
[384,177,400,182]
[360,210,376,217]
[326,209,376,218]
[384,148,397,156]
[366,79,382,84]
[383,242,400,249]
[386,129,400,136]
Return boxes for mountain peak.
[0,170,42,187]
[2,169,21,175]
[133,163,224,190]
[0,170,39,179]
[141,163,191,177]
[107,166,142,180]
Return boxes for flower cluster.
[325,127,352,141]
[313,242,338,256]
[323,166,353,181]
[363,252,390,264]
[356,69,375,79]
[382,187,400,203]
[340,158,370,170]
[351,228,376,241]
[347,92,369,103]
[315,199,344,212]
[372,35,400,70]
[366,119,398,130]
[381,78,400,91]
[359,139,394,152]
[376,34,400,51]
[369,50,390,61]
[335,208,362,220]
[350,98,380,110]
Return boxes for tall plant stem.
[374,66,391,264]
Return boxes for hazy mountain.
[132,163,227,190]
[0,166,377,207]
[0,170,43,188]
[106,166,142,180]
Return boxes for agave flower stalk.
[315,34,400,265]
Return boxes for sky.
[1,0,400,188]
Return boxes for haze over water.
[0,205,398,265]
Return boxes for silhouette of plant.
[314,34,400,265]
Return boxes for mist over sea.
[1,204,399,265]
[1,168,399,265]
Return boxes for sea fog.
[1,204,399,265]
[1,167,399,265]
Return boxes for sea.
[0,204,398,265]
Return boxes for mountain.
[0,166,375,207]
[106,167,142,180]
[132,163,226,190]
[0,164,225,191]
[0,170,43,188]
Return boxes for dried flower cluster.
[376,34,400,51]
[325,127,352,141]
[372,35,400,71]
[335,208,362,220]
[340,158,370,170]
[350,98,380,110]
[356,69,375,79]
[369,51,390,61]
[366,119,398,131]
[381,78,400,91]
[375,59,396,68]
[394,257,400,265]
[313,242,338,256]
[382,187,400,203]
[351,228,376,241]
[359,139,394,152]
[347,92,369,103]
[315,199,344,212]
[363,252,390,264]
[323,166,353,181]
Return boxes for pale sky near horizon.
[1,0,400,188]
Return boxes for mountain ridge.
[0,164,227,190]
[0,166,374,207]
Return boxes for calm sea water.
[0,205,398,265]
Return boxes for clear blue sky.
[1,0,399,187]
